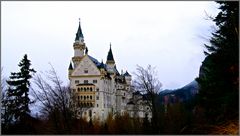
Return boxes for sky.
[1,1,220,90]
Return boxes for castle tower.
[67,20,148,122]
[72,19,86,68]
[106,43,116,74]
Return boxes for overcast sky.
[2,1,220,90]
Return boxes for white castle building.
[68,20,151,122]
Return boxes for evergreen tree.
[196,1,239,123]
[5,54,36,122]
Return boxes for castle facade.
[68,21,151,121]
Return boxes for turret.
[72,19,87,68]
[106,43,116,74]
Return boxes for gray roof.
[123,71,131,76]
[87,55,121,80]
[88,55,101,66]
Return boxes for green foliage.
[196,1,239,123]
[4,54,36,123]
[1,54,36,134]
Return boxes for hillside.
[159,80,199,103]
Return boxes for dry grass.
[210,119,239,135]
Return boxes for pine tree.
[196,1,239,123]
[5,54,36,122]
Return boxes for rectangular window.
[93,80,97,83]
[96,96,99,100]
[75,80,79,84]
[84,80,88,84]
[84,70,88,73]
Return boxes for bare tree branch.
[132,65,162,132]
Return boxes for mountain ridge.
[159,80,199,103]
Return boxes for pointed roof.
[75,19,84,41]
[68,62,73,70]
[87,55,107,70]
[107,43,115,62]
[124,71,131,76]
[99,60,105,69]
[88,55,101,66]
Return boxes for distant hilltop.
[159,80,199,104]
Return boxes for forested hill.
[159,80,199,103]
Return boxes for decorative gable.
[71,55,101,76]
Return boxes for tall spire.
[107,43,115,62]
[75,18,84,42]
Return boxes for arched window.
[78,88,80,92]
[81,88,83,91]
[87,96,89,99]
[90,96,92,100]
[84,88,86,92]
[84,96,86,100]
[90,88,92,91]
[78,96,79,100]
[80,96,83,100]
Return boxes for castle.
[68,20,151,121]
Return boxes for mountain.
[159,80,199,104]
